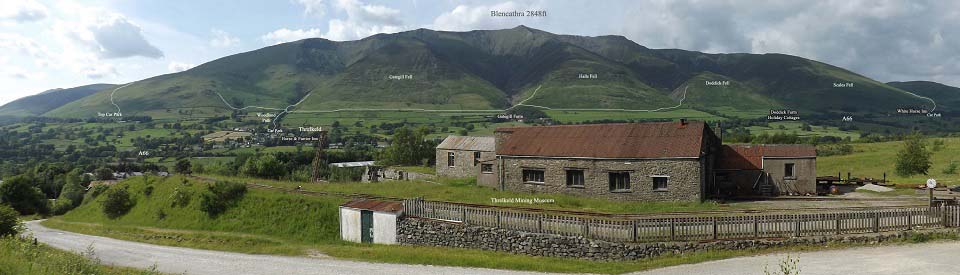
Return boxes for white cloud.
[87,15,164,59]
[430,1,543,31]
[167,61,195,73]
[261,28,322,45]
[321,0,405,41]
[209,28,240,48]
[1,66,45,80]
[0,0,48,23]
[296,0,326,17]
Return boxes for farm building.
[435,136,495,178]
[492,120,721,202]
[714,144,817,196]
[339,199,403,244]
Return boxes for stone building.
[435,136,495,178]
[714,144,817,196]
[492,120,721,202]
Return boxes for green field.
[749,121,861,140]
[817,137,960,186]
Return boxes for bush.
[0,204,20,237]
[895,134,932,176]
[51,199,75,216]
[0,175,49,215]
[83,185,110,205]
[100,188,134,219]
[143,185,154,197]
[200,181,247,218]
[943,161,959,175]
[169,188,191,208]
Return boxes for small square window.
[784,163,795,178]
[566,169,584,187]
[523,169,545,183]
[608,171,631,192]
[653,176,668,191]
[474,151,481,166]
[481,164,493,174]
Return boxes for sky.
[1,0,958,105]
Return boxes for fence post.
[753,216,759,238]
[835,213,842,235]
[669,219,676,241]
[907,210,913,230]
[496,210,501,228]
[537,215,543,233]
[712,217,718,240]
[582,218,589,237]
[943,206,949,227]
[461,206,467,224]
[873,211,880,233]
[794,214,801,237]
[632,220,638,242]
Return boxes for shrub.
[895,134,932,176]
[100,188,134,219]
[51,199,75,216]
[0,175,49,215]
[169,188,191,208]
[200,181,247,218]
[943,161,959,175]
[143,185,154,197]
[0,204,20,237]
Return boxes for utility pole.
[310,130,328,182]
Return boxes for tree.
[101,187,134,219]
[376,126,436,166]
[95,167,114,181]
[175,159,192,175]
[58,170,85,208]
[200,181,247,217]
[0,176,48,215]
[239,154,284,179]
[0,204,19,237]
[895,134,932,176]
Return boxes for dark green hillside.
[0,84,115,116]
[887,81,959,112]
[39,26,934,120]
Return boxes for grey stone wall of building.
[398,217,960,262]
[763,158,816,195]
[499,157,703,202]
[435,149,494,178]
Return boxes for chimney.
[715,122,723,142]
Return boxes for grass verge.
[0,235,165,275]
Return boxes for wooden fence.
[402,199,960,243]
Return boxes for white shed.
[339,199,403,244]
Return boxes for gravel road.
[630,241,960,275]
[26,220,960,275]
[24,221,553,275]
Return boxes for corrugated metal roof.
[341,199,404,213]
[330,161,376,168]
[496,121,708,159]
[436,136,495,151]
[717,144,817,170]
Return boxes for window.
[481,164,493,174]
[473,151,481,166]
[566,169,585,187]
[652,176,669,191]
[784,163,795,178]
[447,152,455,167]
[522,169,545,183]
[608,171,631,192]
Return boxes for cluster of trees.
[376,126,437,167]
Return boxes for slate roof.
[340,199,404,213]
[436,136,495,151]
[717,144,817,170]
[495,121,710,159]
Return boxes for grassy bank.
[197,174,732,214]
[818,137,960,186]
[0,235,163,275]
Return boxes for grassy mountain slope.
[0,84,115,117]
[887,81,959,112]
[43,26,935,119]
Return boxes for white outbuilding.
[339,199,404,244]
